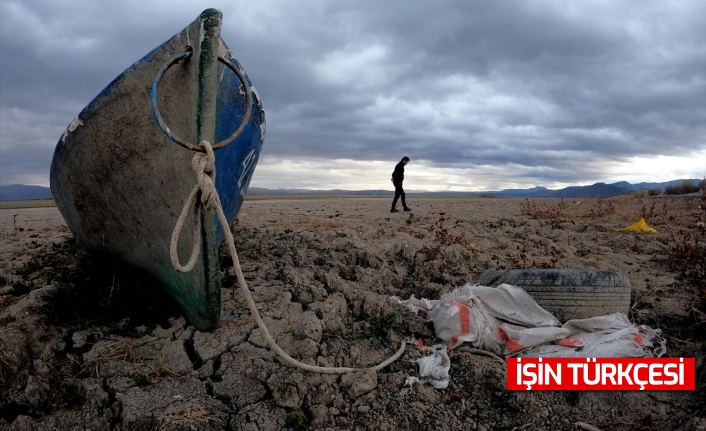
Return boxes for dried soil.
[0,195,704,430]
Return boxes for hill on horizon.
[249,178,702,199]
[1,179,702,201]
[0,184,53,200]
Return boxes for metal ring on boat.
[150,49,253,152]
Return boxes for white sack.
[390,283,665,358]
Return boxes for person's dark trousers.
[392,182,406,210]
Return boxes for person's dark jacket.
[392,162,405,184]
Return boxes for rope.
[169,144,217,272]
[171,141,406,373]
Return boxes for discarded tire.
[476,269,631,321]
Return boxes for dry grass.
[101,340,139,363]
[72,340,180,386]
[519,198,569,219]
[244,194,389,202]
[157,404,223,430]
[0,199,56,210]
[429,212,474,246]
[215,317,252,333]
[662,187,706,303]
[307,219,347,230]
[74,340,139,378]
[582,199,616,219]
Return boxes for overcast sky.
[1,0,704,192]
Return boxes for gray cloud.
[1,0,704,190]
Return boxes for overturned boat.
[50,9,265,330]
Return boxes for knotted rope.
[171,141,406,373]
[170,143,218,272]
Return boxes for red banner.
[506,357,695,390]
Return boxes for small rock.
[71,330,89,349]
[308,293,348,334]
[308,404,330,429]
[292,311,323,342]
[340,370,377,398]
[24,375,50,408]
[271,371,307,408]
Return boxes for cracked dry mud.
[0,195,704,430]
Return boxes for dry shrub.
[633,189,649,199]
[663,187,706,306]
[583,199,616,219]
[665,228,706,294]
[640,200,668,221]
[430,212,473,246]
[665,179,702,195]
[520,199,568,219]
[409,213,477,285]
[493,231,561,269]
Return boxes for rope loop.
[170,141,406,373]
[170,141,217,272]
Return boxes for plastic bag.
[415,344,451,389]
[391,284,665,358]
[613,218,657,233]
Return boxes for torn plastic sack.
[613,218,657,233]
[390,284,665,358]
[398,341,451,395]
[415,344,451,389]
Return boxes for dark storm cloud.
[1,0,704,189]
[226,1,705,170]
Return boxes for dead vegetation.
[520,198,569,219]
[583,199,616,219]
[157,404,223,430]
[662,186,706,306]
[521,197,619,221]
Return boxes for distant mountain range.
[250,179,702,199]
[1,179,701,201]
[492,179,703,198]
[0,184,54,200]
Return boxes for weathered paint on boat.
[49,9,265,330]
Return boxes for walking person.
[390,156,411,213]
